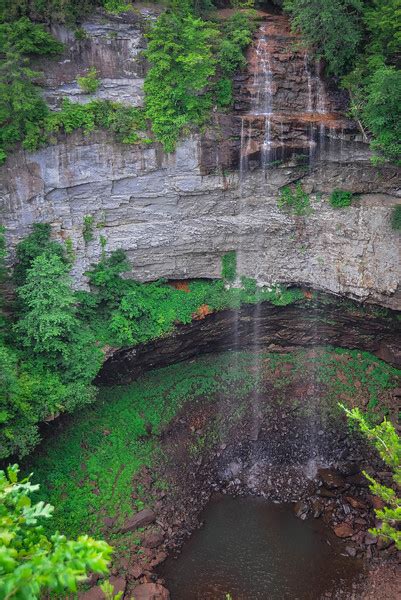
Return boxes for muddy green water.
[160,496,362,600]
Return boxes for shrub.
[277,184,312,216]
[362,65,401,165]
[0,18,63,162]
[15,253,79,356]
[14,223,66,286]
[144,10,216,152]
[77,67,101,94]
[83,215,95,243]
[103,0,130,13]
[221,251,237,281]
[329,189,354,208]
[391,205,401,230]
[0,464,112,599]
[284,0,364,77]
[342,405,401,550]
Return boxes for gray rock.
[119,508,156,533]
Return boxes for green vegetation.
[77,67,100,94]
[1,1,107,24]
[284,0,401,164]
[24,348,400,544]
[1,226,101,460]
[81,248,304,346]
[284,0,363,78]
[143,6,217,152]
[277,183,312,216]
[343,406,401,549]
[391,205,401,230]
[221,250,237,281]
[143,5,255,150]
[0,224,306,461]
[329,189,354,209]
[0,464,112,599]
[83,215,95,243]
[0,18,63,162]
[0,2,255,158]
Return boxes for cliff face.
[1,10,400,309]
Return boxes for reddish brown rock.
[318,468,346,489]
[345,496,367,510]
[142,529,164,549]
[368,495,386,510]
[119,509,156,533]
[130,563,145,579]
[150,552,168,567]
[133,583,170,599]
[333,522,354,538]
[79,587,104,600]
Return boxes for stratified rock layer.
[1,10,400,308]
[98,298,401,385]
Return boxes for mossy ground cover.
[24,348,400,550]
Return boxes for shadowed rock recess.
[98,296,401,384]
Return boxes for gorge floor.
[24,347,401,599]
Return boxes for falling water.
[240,27,275,177]
[304,54,316,166]
[304,54,313,114]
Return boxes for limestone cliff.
[0,9,400,309]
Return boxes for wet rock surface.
[98,297,401,386]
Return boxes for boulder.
[345,495,367,510]
[79,587,104,600]
[318,468,346,489]
[333,522,354,538]
[119,509,156,533]
[142,529,164,549]
[150,552,168,567]
[293,500,309,520]
[130,563,145,579]
[132,583,170,600]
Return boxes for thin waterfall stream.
[239,14,347,174]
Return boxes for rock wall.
[0,9,400,309]
[31,9,155,108]
[98,298,401,385]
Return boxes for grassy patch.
[24,348,400,546]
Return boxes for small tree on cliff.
[342,404,401,549]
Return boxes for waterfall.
[240,25,275,177]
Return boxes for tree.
[284,0,364,77]
[15,253,78,356]
[0,17,63,162]
[342,405,401,549]
[362,65,401,164]
[144,9,217,151]
[0,464,112,599]
[13,223,65,286]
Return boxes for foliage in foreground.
[0,464,112,600]
[343,405,401,549]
